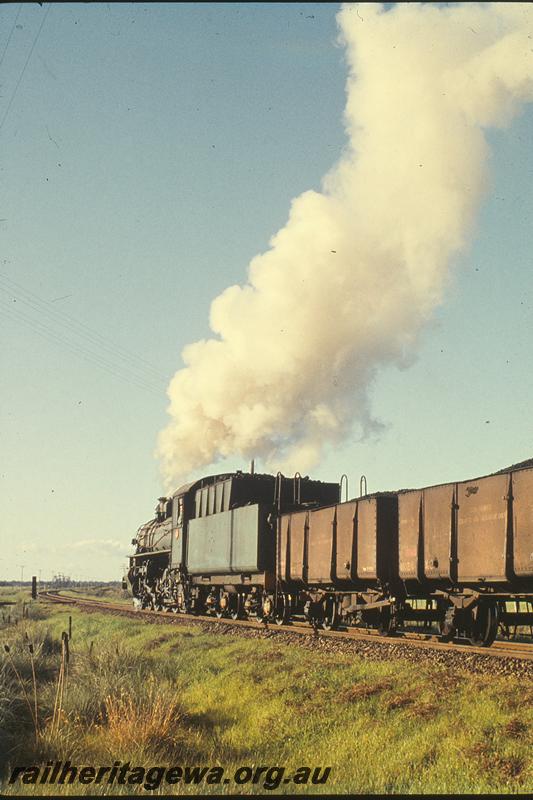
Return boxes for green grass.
[0,599,531,795]
[0,586,31,605]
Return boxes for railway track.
[39,591,533,667]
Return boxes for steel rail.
[39,591,533,662]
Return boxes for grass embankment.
[0,592,531,795]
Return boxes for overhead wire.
[0,274,170,384]
[0,297,162,396]
[0,3,23,71]
[0,300,164,398]
[0,273,169,381]
[0,3,51,134]
[0,3,173,400]
[0,299,164,398]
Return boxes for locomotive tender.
[127,460,533,646]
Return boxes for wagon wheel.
[439,621,454,641]
[230,595,242,621]
[377,605,395,636]
[274,594,290,626]
[470,602,499,647]
[322,596,339,631]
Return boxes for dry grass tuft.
[406,702,438,720]
[428,671,465,692]
[266,650,284,661]
[341,680,393,702]
[499,686,533,711]
[503,718,529,739]
[493,755,525,779]
[384,692,415,712]
[466,741,491,761]
[150,635,172,648]
[99,678,184,756]
[465,742,526,782]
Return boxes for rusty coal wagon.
[276,492,400,630]
[397,461,533,644]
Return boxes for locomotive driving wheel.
[216,593,229,619]
[175,584,189,614]
[140,594,151,610]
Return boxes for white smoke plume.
[158,2,533,488]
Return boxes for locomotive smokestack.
[156,496,167,520]
[158,4,533,487]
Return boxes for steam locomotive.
[126,460,533,646]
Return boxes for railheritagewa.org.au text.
[9,761,331,792]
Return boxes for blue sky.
[1,3,533,581]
